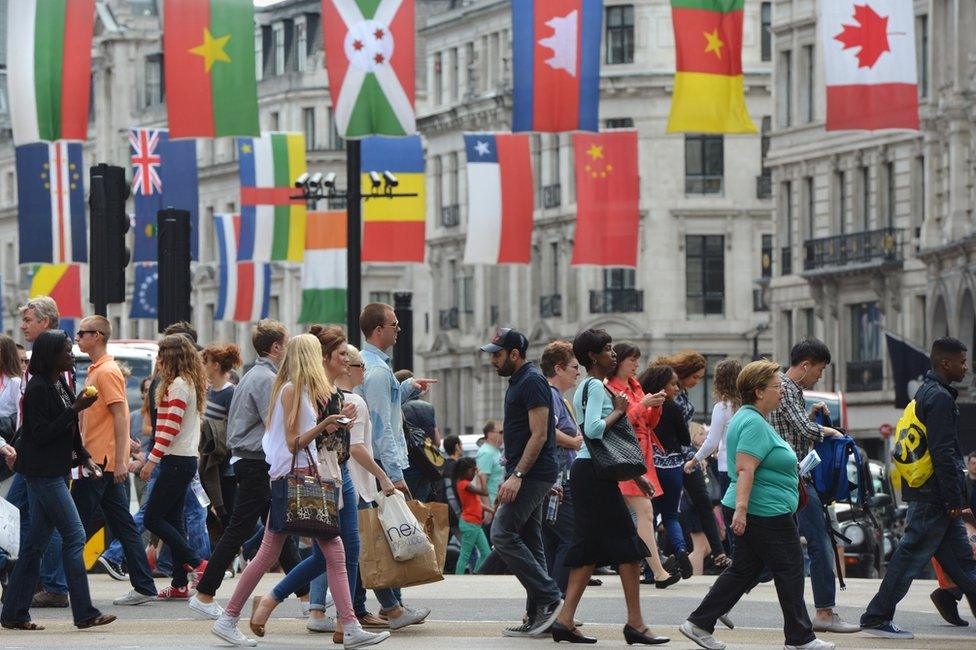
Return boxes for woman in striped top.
[139,335,209,599]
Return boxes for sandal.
[76,614,116,629]
[712,553,732,569]
[1,621,45,630]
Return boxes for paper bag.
[0,497,20,559]
[359,500,449,589]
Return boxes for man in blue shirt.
[481,328,563,638]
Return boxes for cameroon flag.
[667,0,756,134]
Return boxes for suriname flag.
[322,0,417,139]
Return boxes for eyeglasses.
[382,322,400,329]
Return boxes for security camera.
[294,172,310,188]
[324,172,337,189]
[383,171,399,188]
[369,172,382,189]
[309,172,324,189]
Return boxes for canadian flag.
[821,0,919,131]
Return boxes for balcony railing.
[590,289,644,314]
[756,171,772,199]
[540,294,563,318]
[438,307,459,330]
[847,359,883,392]
[542,184,562,209]
[440,204,460,227]
[781,246,792,276]
[753,287,769,312]
[803,227,905,272]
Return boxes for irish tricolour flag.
[6,0,95,145]
[299,211,347,325]
[322,0,416,138]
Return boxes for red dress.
[607,375,664,498]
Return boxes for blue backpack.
[811,435,864,505]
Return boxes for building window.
[450,47,459,102]
[779,49,793,128]
[273,23,285,76]
[549,241,561,294]
[849,302,883,391]
[686,235,725,316]
[433,52,443,105]
[465,42,476,96]
[461,273,474,314]
[532,134,542,204]
[801,44,814,123]
[549,134,561,187]
[448,152,459,208]
[144,53,164,107]
[269,111,280,131]
[432,156,443,215]
[605,117,634,129]
[605,5,635,64]
[884,161,895,227]
[916,14,928,98]
[912,155,925,232]
[325,107,344,150]
[761,2,772,62]
[782,180,793,248]
[369,291,393,305]
[685,135,723,195]
[803,308,816,339]
[295,18,307,73]
[604,268,635,290]
[761,233,773,278]
[303,107,315,149]
[835,170,846,234]
[255,29,264,81]
[859,165,870,230]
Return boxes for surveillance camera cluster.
[294,172,337,191]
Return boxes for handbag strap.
[580,378,618,438]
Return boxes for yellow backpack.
[890,400,934,488]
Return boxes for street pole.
[346,140,362,347]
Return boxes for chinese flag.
[571,131,640,267]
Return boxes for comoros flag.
[512,0,602,132]
[214,213,271,323]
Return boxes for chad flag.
[667,0,756,134]
[361,136,426,263]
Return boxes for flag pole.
[346,139,362,347]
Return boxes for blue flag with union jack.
[130,128,199,262]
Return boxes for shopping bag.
[375,491,433,561]
[0,497,20,559]
[359,500,449,589]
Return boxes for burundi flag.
[29,263,82,318]
[163,0,260,138]
[6,0,95,145]
[361,136,425,262]
[237,133,308,263]
[322,0,416,138]
[15,141,87,265]
[666,0,756,134]
[299,211,347,325]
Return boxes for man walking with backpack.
[861,337,976,639]
[770,340,859,634]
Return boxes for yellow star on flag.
[189,28,232,73]
[240,144,252,154]
[586,144,604,161]
[703,28,725,59]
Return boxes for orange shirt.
[457,479,484,525]
[80,355,129,468]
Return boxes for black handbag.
[580,379,647,481]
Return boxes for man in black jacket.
[861,337,976,639]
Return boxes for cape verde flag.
[130,128,199,262]
[462,134,534,265]
[512,0,602,132]
[16,141,87,264]
[214,213,271,322]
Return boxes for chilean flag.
[462,134,535,265]
[512,0,602,132]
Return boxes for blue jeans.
[158,484,211,574]
[653,465,687,554]
[273,467,359,609]
[795,485,836,609]
[862,500,976,627]
[143,455,200,587]
[103,467,158,565]
[71,472,157,596]
[403,468,432,503]
[6,473,67,594]
[354,496,402,615]
[0,476,101,626]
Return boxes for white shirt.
[343,391,378,503]
[695,400,735,473]
[0,375,21,419]
[263,383,319,479]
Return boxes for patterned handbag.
[581,379,648,481]
[268,445,341,538]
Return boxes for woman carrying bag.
[211,334,389,649]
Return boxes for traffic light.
[89,164,131,312]
[156,209,192,332]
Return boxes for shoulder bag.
[580,379,647,481]
[268,443,341,538]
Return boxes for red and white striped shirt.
[150,376,200,461]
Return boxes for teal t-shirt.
[476,442,504,503]
[721,405,799,517]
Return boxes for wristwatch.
[513,469,526,479]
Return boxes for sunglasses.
[348,363,363,368]
[77,329,103,337]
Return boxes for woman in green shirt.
[681,360,832,650]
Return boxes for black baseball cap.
[480,328,528,356]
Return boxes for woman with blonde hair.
[139,334,209,599]
[211,334,388,649]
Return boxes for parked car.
[832,456,895,578]
[803,390,848,431]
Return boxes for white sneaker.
[343,623,390,648]
[307,615,337,633]
[113,589,156,606]
[785,640,836,650]
[387,606,430,630]
[212,614,257,647]
[680,621,726,650]
[325,588,334,609]
[189,594,224,620]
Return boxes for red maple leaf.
[834,4,890,69]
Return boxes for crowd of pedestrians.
[1,294,975,647]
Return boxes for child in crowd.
[453,457,492,575]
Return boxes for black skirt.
[564,458,650,568]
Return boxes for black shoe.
[623,624,670,645]
[677,551,693,579]
[931,588,968,626]
[528,600,563,636]
[655,573,680,589]
[97,556,128,582]
[661,554,679,576]
[587,578,603,587]
[551,621,597,644]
